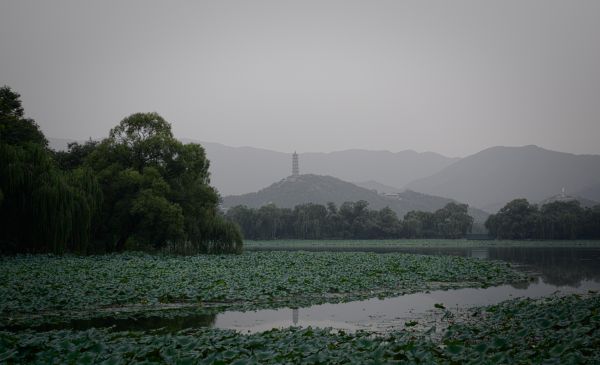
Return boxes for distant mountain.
[539,193,598,209]
[354,180,403,194]
[193,141,457,196]
[576,182,600,203]
[222,174,489,222]
[49,137,456,196]
[51,137,599,215]
[300,149,458,192]
[187,141,292,197]
[405,145,600,212]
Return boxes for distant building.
[292,151,299,177]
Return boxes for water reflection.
[392,246,600,287]
[469,248,489,259]
[214,278,600,333]
[488,247,600,287]
[253,245,600,287]
[18,246,599,334]
[212,246,600,333]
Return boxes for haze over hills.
[299,149,458,193]
[576,183,600,203]
[191,141,458,196]
[222,174,489,223]
[354,180,404,194]
[51,138,456,196]
[405,145,600,212]
[48,138,600,212]
[539,193,598,209]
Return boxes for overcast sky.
[1,0,599,157]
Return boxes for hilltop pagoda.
[292,151,299,177]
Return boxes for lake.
[213,246,600,333]
[23,245,600,334]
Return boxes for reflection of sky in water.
[214,247,600,333]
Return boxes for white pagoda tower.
[292,151,299,177]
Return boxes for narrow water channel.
[213,246,600,333]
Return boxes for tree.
[85,112,242,253]
[375,207,402,238]
[403,210,435,238]
[225,205,258,239]
[226,201,476,240]
[485,199,539,239]
[53,139,99,170]
[0,86,101,254]
[293,203,328,239]
[0,86,47,147]
[339,200,374,238]
[433,202,473,238]
[582,205,600,239]
[538,201,584,239]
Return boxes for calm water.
[25,246,600,333]
[213,246,600,333]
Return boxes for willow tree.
[0,86,102,254]
[485,199,539,239]
[86,112,242,254]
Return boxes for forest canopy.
[485,198,600,240]
[225,201,474,240]
[0,86,242,254]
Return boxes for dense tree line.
[225,201,474,240]
[0,86,241,254]
[485,199,600,239]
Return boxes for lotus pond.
[1,294,599,364]
[2,244,600,363]
[0,251,524,327]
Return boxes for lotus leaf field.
[1,252,524,326]
[0,294,598,364]
[4,251,599,363]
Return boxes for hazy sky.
[1,0,599,157]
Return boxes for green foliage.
[227,201,474,240]
[485,199,539,239]
[0,87,101,254]
[0,86,47,148]
[53,139,99,170]
[433,202,474,239]
[486,199,600,239]
[1,294,598,364]
[0,143,102,254]
[1,87,241,254]
[83,112,241,253]
[403,210,436,238]
[0,252,524,323]
[441,294,600,364]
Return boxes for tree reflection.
[488,247,600,287]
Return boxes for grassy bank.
[244,239,600,251]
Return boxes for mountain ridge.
[48,138,600,210]
[405,145,600,212]
[222,174,489,223]
[183,139,458,196]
